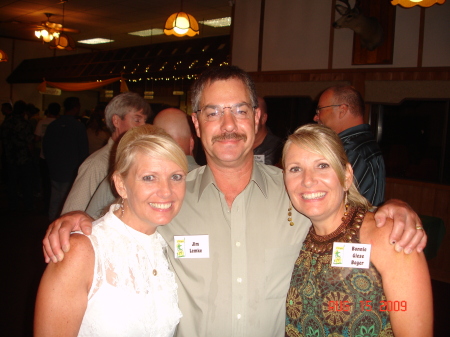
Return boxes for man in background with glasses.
[315,85,385,206]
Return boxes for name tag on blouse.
[174,235,210,258]
[331,242,371,269]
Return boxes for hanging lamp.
[391,0,446,7]
[0,49,8,62]
[164,0,199,37]
[46,1,76,50]
[49,32,76,51]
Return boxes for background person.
[253,97,284,166]
[283,124,432,336]
[153,107,200,172]
[315,85,385,206]
[61,92,151,215]
[0,100,34,211]
[34,102,60,212]
[43,96,89,221]
[84,106,199,219]
[35,124,186,336]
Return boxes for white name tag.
[254,154,265,164]
[331,242,371,269]
[174,235,209,259]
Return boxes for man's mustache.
[212,133,247,144]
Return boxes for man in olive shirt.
[43,66,426,337]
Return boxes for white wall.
[231,0,261,72]
[233,0,450,72]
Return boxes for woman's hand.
[43,211,94,263]
[374,199,427,254]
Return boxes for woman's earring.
[120,198,125,218]
[344,189,349,206]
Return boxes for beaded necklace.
[303,205,367,254]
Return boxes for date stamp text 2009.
[327,300,407,312]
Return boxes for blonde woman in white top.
[35,124,187,336]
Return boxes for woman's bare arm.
[361,214,433,337]
[35,234,94,337]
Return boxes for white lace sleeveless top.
[77,204,182,337]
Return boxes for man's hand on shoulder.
[43,211,94,263]
[374,199,427,254]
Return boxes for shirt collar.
[338,123,370,138]
[197,161,268,202]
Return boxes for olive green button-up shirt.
[158,162,311,337]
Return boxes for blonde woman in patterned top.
[283,124,432,337]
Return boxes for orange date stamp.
[328,300,407,312]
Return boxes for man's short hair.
[191,65,258,112]
[330,85,365,117]
[104,92,152,133]
[2,102,12,110]
[12,100,27,115]
[47,102,61,116]
[63,97,80,112]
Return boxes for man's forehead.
[319,89,335,103]
[201,79,251,104]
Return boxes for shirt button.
[237,314,241,319]
[237,277,242,283]
[236,241,241,247]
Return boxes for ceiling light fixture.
[0,49,8,62]
[78,38,114,45]
[391,0,446,7]
[129,28,164,37]
[36,2,78,51]
[35,28,60,43]
[200,17,232,28]
[164,0,199,37]
[50,32,76,51]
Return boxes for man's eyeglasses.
[315,104,347,115]
[196,102,256,122]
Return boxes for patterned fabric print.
[286,208,393,337]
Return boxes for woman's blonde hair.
[114,124,188,179]
[282,124,370,210]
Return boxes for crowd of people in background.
[0,97,111,218]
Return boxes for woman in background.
[35,124,186,336]
[283,124,432,337]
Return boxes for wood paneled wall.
[385,178,450,283]
[250,67,450,98]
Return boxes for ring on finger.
[416,225,423,230]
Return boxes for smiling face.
[192,78,260,168]
[113,151,186,234]
[283,143,352,234]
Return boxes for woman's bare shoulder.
[360,211,393,249]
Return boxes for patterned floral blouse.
[286,207,394,337]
